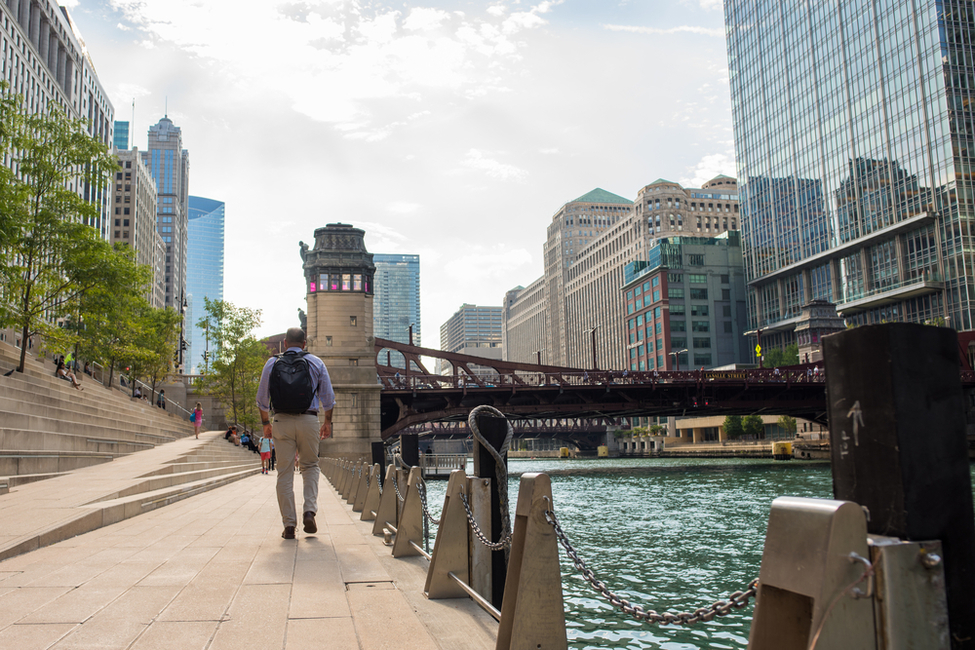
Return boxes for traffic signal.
[180,339,187,351]
[203,351,209,361]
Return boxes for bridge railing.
[379,367,828,391]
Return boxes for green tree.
[723,414,744,439]
[132,306,182,401]
[195,298,266,429]
[764,343,799,368]
[69,244,153,388]
[0,93,117,373]
[777,415,798,437]
[743,414,765,439]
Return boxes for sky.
[66,0,735,348]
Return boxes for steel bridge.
[374,338,851,441]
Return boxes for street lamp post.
[588,327,598,370]
[669,348,688,371]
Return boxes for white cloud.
[443,246,534,280]
[461,149,529,182]
[403,8,451,32]
[387,202,421,215]
[603,24,724,37]
[682,152,737,188]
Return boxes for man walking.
[257,327,335,539]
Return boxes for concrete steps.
[0,433,263,561]
[0,340,195,484]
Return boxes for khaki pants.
[272,413,320,528]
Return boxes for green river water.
[421,457,975,650]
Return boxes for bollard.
[473,411,509,609]
[371,441,385,487]
[392,467,425,558]
[339,460,351,497]
[823,323,975,649]
[347,461,361,506]
[402,433,419,468]
[360,464,381,522]
[426,470,473,599]
[496,472,566,650]
[372,464,399,537]
[352,462,369,512]
[749,497,875,650]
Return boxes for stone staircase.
[0,340,198,492]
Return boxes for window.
[669,288,685,299]
[114,218,120,226]
[693,337,711,348]
[694,354,712,366]
[123,219,129,227]
[635,298,643,309]
[626,290,633,300]
[349,359,358,366]
[643,281,651,292]
[671,320,686,331]
[326,336,333,346]
[653,290,661,302]
[351,393,359,408]
[654,307,661,318]
[692,321,710,332]
[350,316,357,326]
[691,305,709,316]
[670,304,685,315]
[652,276,660,287]
[689,274,707,284]
[636,315,644,326]
[669,273,683,283]
[635,286,642,296]
[689,254,705,266]
[721,274,729,284]
[722,289,731,300]
[655,323,662,334]
[342,274,351,290]
[690,288,708,300]
[123,208,130,215]
[671,337,686,349]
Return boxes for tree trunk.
[17,323,28,373]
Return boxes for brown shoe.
[282,526,295,540]
[303,511,317,534]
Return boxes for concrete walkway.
[0,435,498,649]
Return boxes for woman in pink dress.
[193,402,203,439]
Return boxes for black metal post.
[371,441,385,486]
[472,412,509,609]
[823,323,975,649]
[590,327,598,370]
[401,433,419,468]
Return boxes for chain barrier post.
[824,323,974,649]
[392,467,424,558]
[371,441,385,488]
[360,463,381,522]
[372,464,399,537]
[402,433,420,469]
[340,460,353,498]
[426,469,473,598]
[473,410,509,609]
[346,461,362,505]
[352,461,369,512]
[496,472,566,650]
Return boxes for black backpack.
[269,351,315,414]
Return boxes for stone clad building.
[301,223,381,460]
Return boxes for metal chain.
[415,480,441,525]
[365,472,370,490]
[459,489,511,550]
[467,405,514,559]
[544,507,758,626]
[393,475,405,502]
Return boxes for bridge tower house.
[301,223,381,461]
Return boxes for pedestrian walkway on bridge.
[0,432,497,649]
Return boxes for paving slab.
[0,450,499,650]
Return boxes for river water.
[421,457,975,650]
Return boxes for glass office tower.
[373,254,421,365]
[726,1,975,346]
[186,196,225,374]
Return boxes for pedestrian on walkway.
[256,327,335,540]
[192,402,204,439]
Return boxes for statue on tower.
[298,308,307,332]
[299,241,310,262]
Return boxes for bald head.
[285,327,307,347]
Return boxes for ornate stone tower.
[301,223,381,460]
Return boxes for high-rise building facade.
[725,1,975,345]
[112,148,164,308]
[142,117,190,309]
[186,196,225,373]
[114,120,129,150]
[505,178,740,370]
[0,1,114,238]
[620,233,749,371]
[373,254,421,358]
[440,304,503,368]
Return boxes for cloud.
[403,8,451,32]
[682,152,737,188]
[461,149,528,181]
[387,202,421,215]
[443,246,534,280]
[603,24,724,37]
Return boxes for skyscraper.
[186,196,225,373]
[114,121,129,150]
[441,304,503,358]
[725,1,975,346]
[112,148,164,308]
[373,254,420,361]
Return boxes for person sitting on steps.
[54,356,83,390]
